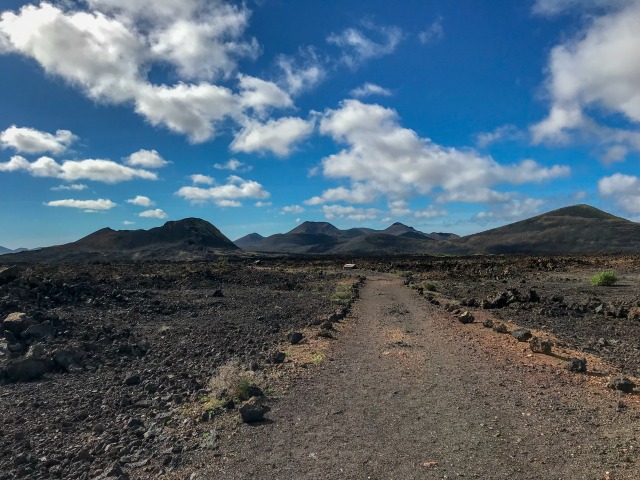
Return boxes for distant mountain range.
[235,221,460,254]
[2,204,640,263]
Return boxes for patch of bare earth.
[185,273,639,479]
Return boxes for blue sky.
[1,0,640,248]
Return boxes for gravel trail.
[198,273,639,479]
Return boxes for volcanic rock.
[511,329,532,342]
[288,332,304,345]
[607,376,636,393]
[458,311,474,324]
[529,337,552,355]
[567,358,587,373]
[3,312,31,335]
[239,397,270,423]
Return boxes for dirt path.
[194,273,638,479]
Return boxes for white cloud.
[419,17,444,44]
[45,198,117,211]
[415,206,447,218]
[0,155,157,183]
[350,83,392,98]
[328,23,402,68]
[176,175,270,206]
[388,199,411,216]
[123,220,135,225]
[213,158,250,172]
[51,183,88,191]
[127,195,154,207]
[139,208,167,219]
[281,205,305,214]
[532,1,640,160]
[599,173,640,213]
[317,100,569,206]
[190,173,215,185]
[125,149,168,168]
[476,124,524,148]
[0,2,294,144]
[323,204,381,222]
[0,125,77,154]
[474,198,544,223]
[231,117,314,157]
[305,183,377,205]
[237,74,293,114]
[277,50,324,95]
[255,201,271,207]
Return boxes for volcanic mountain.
[1,218,238,263]
[436,204,640,254]
[234,233,265,249]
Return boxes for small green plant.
[231,377,253,401]
[590,271,618,286]
[311,353,325,364]
[424,282,437,292]
[330,283,353,303]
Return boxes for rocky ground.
[0,259,355,479]
[1,254,640,479]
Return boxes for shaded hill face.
[436,204,640,255]
[234,233,264,248]
[1,218,238,263]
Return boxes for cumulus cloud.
[599,173,640,213]
[281,205,305,214]
[0,2,294,143]
[255,201,271,207]
[175,175,269,207]
[231,117,314,157]
[474,198,544,224]
[315,100,569,206]
[418,17,444,44]
[276,50,325,95]
[0,125,77,154]
[127,195,154,207]
[45,198,117,211]
[123,220,135,225]
[305,183,377,205]
[532,0,627,16]
[125,149,168,168]
[51,183,88,191]
[388,200,411,216]
[139,208,167,219]
[213,158,250,172]
[189,174,215,185]
[323,204,381,222]
[415,206,447,218]
[0,155,157,183]
[350,83,392,98]
[532,1,640,160]
[328,23,402,68]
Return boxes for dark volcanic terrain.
[1,254,640,479]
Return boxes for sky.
[2,0,640,248]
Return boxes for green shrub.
[330,284,353,303]
[590,272,618,286]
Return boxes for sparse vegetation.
[209,361,265,401]
[424,282,437,292]
[590,271,618,286]
[330,283,353,303]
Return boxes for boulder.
[511,329,532,342]
[270,351,286,364]
[52,348,83,371]
[607,376,636,393]
[239,397,270,423]
[3,312,31,335]
[0,266,21,285]
[23,322,53,340]
[482,319,494,328]
[529,336,552,355]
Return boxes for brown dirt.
[188,272,639,479]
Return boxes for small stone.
[492,323,509,334]
[271,351,286,364]
[239,397,270,423]
[320,321,333,330]
[482,319,494,328]
[566,358,587,373]
[124,374,141,386]
[458,311,474,324]
[212,289,224,298]
[288,332,304,345]
[3,312,31,335]
[607,376,636,393]
[529,336,552,355]
[511,329,532,342]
